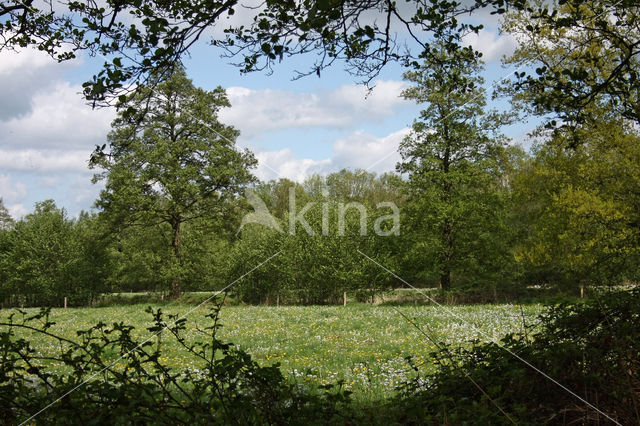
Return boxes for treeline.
[1,37,640,307]
[0,201,109,307]
[1,129,639,307]
[0,172,403,307]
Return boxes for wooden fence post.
[343,291,347,307]
[64,297,67,309]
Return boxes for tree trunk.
[439,190,453,291]
[439,219,452,290]
[439,257,451,290]
[170,217,182,298]
[439,138,453,291]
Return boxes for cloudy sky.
[0,10,534,219]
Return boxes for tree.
[0,198,14,305]
[512,118,640,293]
[0,200,104,307]
[397,41,513,290]
[1,200,75,306]
[92,68,256,297]
[72,211,111,301]
[501,0,640,127]
[103,219,176,293]
[0,198,14,231]
[231,171,401,304]
[252,178,301,221]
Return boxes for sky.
[0,8,537,220]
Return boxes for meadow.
[1,302,544,400]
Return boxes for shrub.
[391,289,640,424]
[0,303,355,424]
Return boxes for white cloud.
[221,80,410,138]
[255,149,331,182]
[69,175,102,206]
[254,127,410,182]
[7,204,28,220]
[462,29,517,62]
[332,128,409,173]
[0,49,112,218]
[0,48,79,121]
[0,174,27,203]
[0,48,53,74]
[0,82,114,150]
[0,149,94,173]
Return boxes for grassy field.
[2,302,544,400]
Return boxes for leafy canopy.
[501,0,640,126]
[92,68,256,296]
[2,0,637,127]
[398,40,514,289]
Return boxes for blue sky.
[0,9,537,220]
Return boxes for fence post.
[343,291,347,307]
[64,297,67,309]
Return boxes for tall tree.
[398,42,512,290]
[501,0,640,127]
[92,68,256,297]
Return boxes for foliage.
[220,0,489,83]
[0,0,241,105]
[103,218,236,294]
[230,170,402,304]
[0,201,108,307]
[512,119,640,291]
[101,223,170,293]
[391,289,640,425]
[0,0,506,104]
[0,302,356,425]
[501,0,640,127]
[92,68,256,297]
[3,0,635,125]
[397,41,517,290]
[0,198,13,231]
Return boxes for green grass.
[2,303,543,400]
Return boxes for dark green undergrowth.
[1,290,638,425]
[0,302,358,425]
[385,289,640,425]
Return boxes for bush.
[0,303,355,424]
[390,289,640,424]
